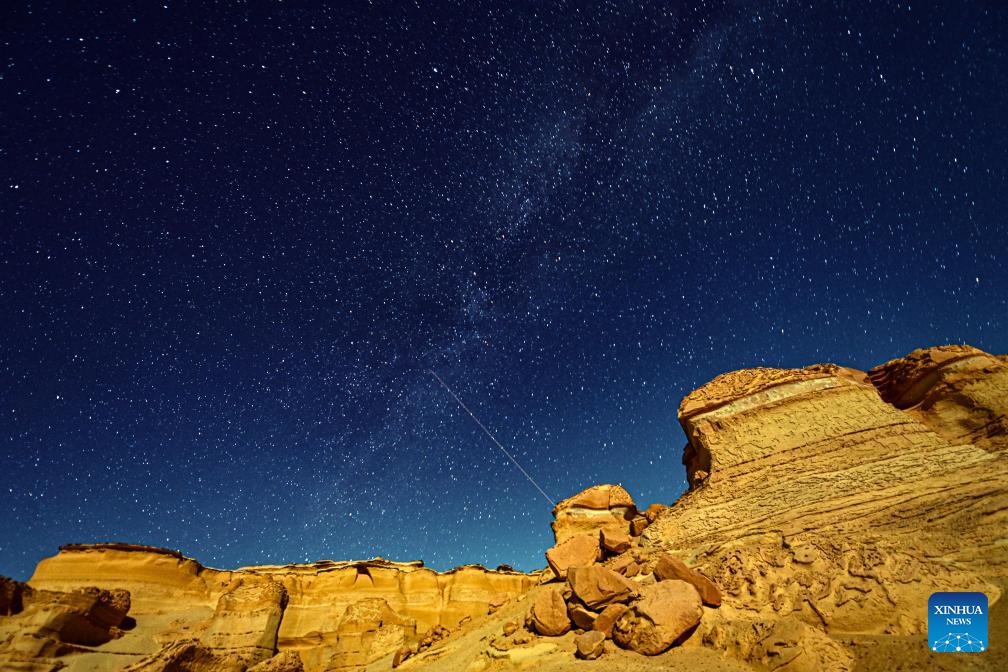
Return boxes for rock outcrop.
[644,344,1008,670]
[867,344,1008,451]
[3,344,1005,672]
[0,577,133,671]
[17,545,534,672]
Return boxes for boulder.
[612,580,702,655]
[567,565,635,610]
[551,485,637,545]
[530,588,570,636]
[653,553,721,607]
[593,603,628,637]
[575,629,606,660]
[600,528,632,554]
[568,603,597,630]
[545,533,600,580]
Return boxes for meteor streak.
[429,369,556,507]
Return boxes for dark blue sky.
[2,1,1005,580]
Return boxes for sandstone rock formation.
[14,544,533,672]
[566,565,635,610]
[550,484,637,545]
[645,344,1008,670]
[544,534,599,580]
[3,344,1005,672]
[652,553,721,607]
[574,629,605,659]
[868,344,1008,451]
[0,577,133,671]
[529,588,570,637]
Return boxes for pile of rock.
[526,485,720,659]
[392,624,451,668]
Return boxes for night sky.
[2,2,1006,581]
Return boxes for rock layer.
[21,545,534,672]
[868,344,1008,451]
[4,344,1006,672]
[647,345,1008,643]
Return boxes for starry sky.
[2,1,1006,581]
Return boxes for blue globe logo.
[931,632,985,652]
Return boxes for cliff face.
[2,344,1006,672]
[642,344,1008,669]
[15,545,533,672]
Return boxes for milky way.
[2,2,1006,580]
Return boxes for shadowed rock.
[545,533,600,579]
[653,554,721,607]
[612,580,703,655]
[530,587,570,637]
[567,565,635,610]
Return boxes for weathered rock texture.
[15,544,533,672]
[550,484,638,545]
[645,344,1008,670]
[3,344,1006,672]
[0,577,133,671]
[868,344,1008,451]
[612,580,703,655]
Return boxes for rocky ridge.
[6,546,533,672]
[2,344,1006,672]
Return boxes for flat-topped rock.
[551,484,638,545]
[24,545,535,672]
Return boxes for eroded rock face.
[702,613,854,672]
[202,578,288,665]
[24,546,534,672]
[0,578,132,670]
[868,344,1008,451]
[1,576,29,616]
[647,344,1007,644]
[5,344,1005,672]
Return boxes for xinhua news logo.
[928,592,988,653]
